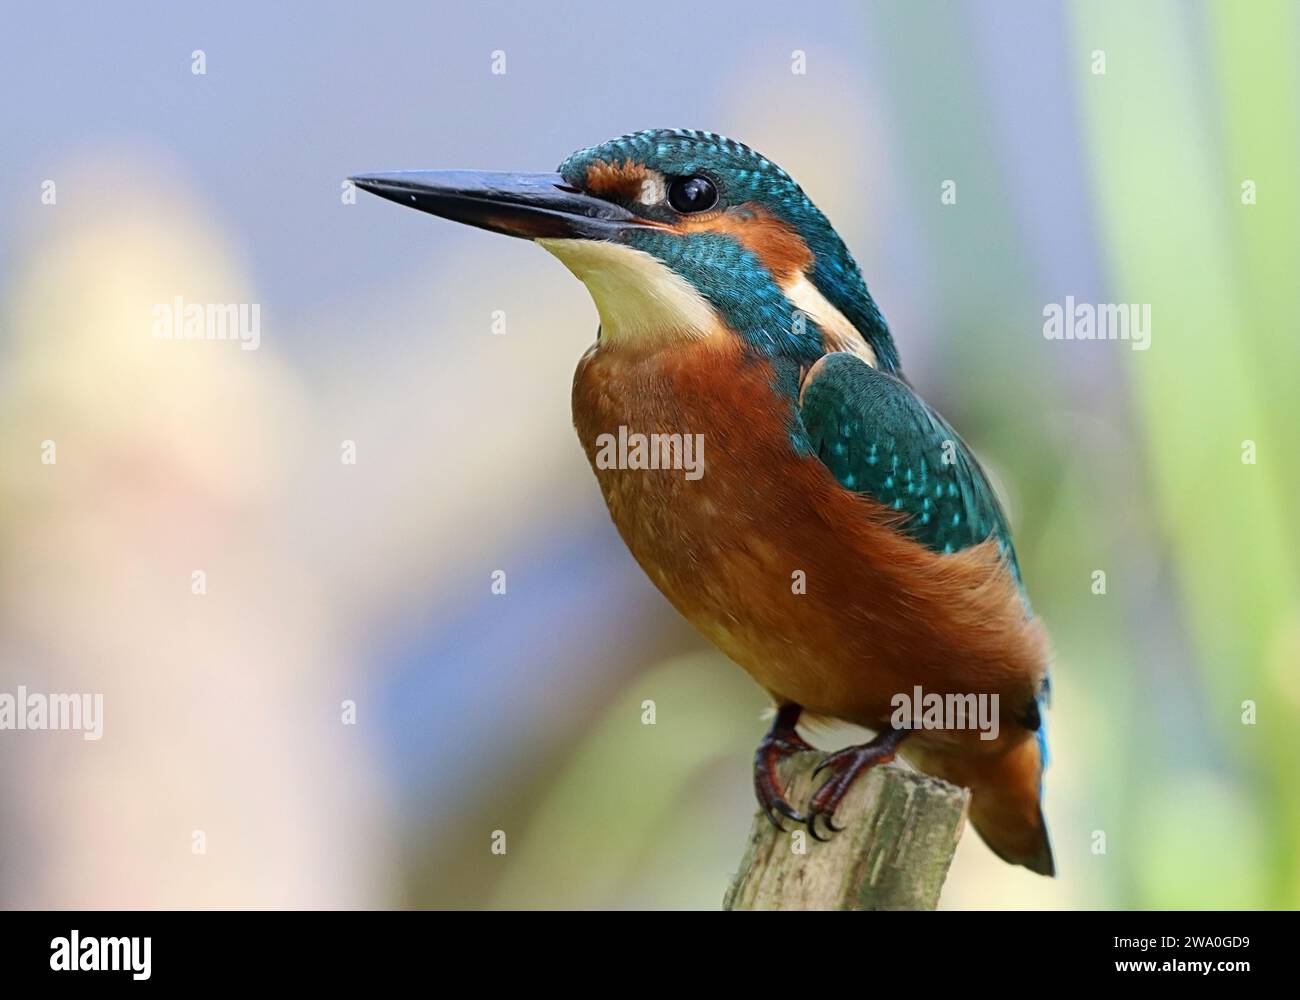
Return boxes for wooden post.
[724,753,969,910]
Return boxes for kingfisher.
[353,129,1055,875]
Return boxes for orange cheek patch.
[672,205,813,282]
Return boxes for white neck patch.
[538,238,722,347]
[782,273,877,368]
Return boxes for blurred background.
[1,0,1296,909]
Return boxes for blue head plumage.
[558,129,899,373]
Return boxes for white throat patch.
[538,238,722,346]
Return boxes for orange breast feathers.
[571,336,1048,747]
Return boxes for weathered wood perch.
[724,752,970,910]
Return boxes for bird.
[352,129,1055,875]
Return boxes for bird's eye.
[668,175,718,213]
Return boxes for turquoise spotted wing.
[798,352,1022,580]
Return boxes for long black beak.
[349,170,644,241]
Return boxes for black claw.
[757,779,807,830]
[761,805,788,833]
[776,799,807,824]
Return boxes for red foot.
[753,704,812,830]
[806,727,910,840]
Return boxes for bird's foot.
[753,704,813,830]
[806,727,910,840]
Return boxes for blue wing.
[798,351,1049,768]
[798,352,1022,574]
